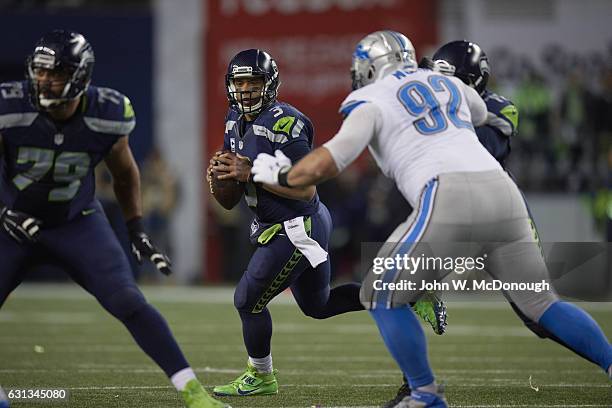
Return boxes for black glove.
[0,206,42,244]
[127,217,172,275]
[418,56,435,70]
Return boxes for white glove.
[252,150,292,185]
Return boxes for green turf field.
[1,284,610,407]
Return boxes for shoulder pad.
[339,99,369,119]
[256,102,312,143]
[484,92,518,137]
[83,86,136,135]
[339,87,372,118]
[0,81,38,130]
[224,109,239,135]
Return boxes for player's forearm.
[286,147,339,188]
[112,166,142,221]
[262,183,316,201]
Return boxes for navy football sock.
[538,301,612,372]
[299,283,364,319]
[370,306,434,388]
[239,308,273,358]
[122,303,189,377]
[325,283,365,315]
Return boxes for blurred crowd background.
[0,0,610,284]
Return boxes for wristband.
[126,216,144,234]
[278,169,292,188]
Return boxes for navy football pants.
[0,202,189,378]
[234,204,363,358]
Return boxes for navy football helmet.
[26,30,95,110]
[432,40,490,95]
[225,49,280,115]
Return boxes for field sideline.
[1,284,610,407]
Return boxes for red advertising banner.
[204,0,437,281]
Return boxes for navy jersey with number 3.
[0,81,135,225]
[223,101,319,224]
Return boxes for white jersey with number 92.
[325,68,502,207]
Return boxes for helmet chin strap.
[37,81,72,109]
[38,89,83,110]
[238,98,263,114]
[39,97,70,108]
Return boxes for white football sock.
[171,367,197,391]
[416,382,438,394]
[249,354,273,374]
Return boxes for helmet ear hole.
[368,66,375,80]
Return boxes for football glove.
[252,150,292,186]
[0,206,42,245]
[127,217,172,275]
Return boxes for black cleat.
[382,382,411,408]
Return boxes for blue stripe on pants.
[376,179,437,308]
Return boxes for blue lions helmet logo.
[353,44,370,60]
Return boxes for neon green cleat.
[213,363,278,396]
[413,291,447,335]
[181,379,232,408]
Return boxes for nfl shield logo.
[230,138,236,152]
[238,140,244,150]
[54,133,64,145]
[250,219,259,236]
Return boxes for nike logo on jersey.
[272,116,295,135]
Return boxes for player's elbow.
[111,163,140,188]
[112,171,139,194]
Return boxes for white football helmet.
[351,30,417,90]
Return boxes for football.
[210,160,244,210]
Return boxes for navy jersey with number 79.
[0,81,135,226]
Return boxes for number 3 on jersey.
[13,147,90,201]
[398,75,473,135]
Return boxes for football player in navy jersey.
[432,41,517,165]
[0,30,229,408]
[208,49,365,397]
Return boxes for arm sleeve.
[323,102,380,172]
[463,84,487,126]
